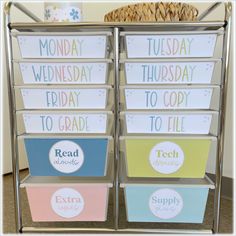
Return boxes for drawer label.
[20,62,107,84]
[125,62,215,84]
[149,141,184,174]
[49,140,84,173]
[125,88,213,109]
[23,113,107,133]
[51,188,84,218]
[149,189,183,219]
[18,35,107,58]
[125,114,212,134]
[21,88,107,109]
[126,34,217,58]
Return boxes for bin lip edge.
[120,176,215,189]
[119,135,217,141]
[14,58,113,63]
[120,58,221,63]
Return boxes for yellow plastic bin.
[120,136,217,178]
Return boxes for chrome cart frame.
[4,1,232,234]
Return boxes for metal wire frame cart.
[4,1,232,234]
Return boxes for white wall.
[2,1,234,178]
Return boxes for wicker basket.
[104,2,198,22]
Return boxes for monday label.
[23,113,107,133]
[126,34,217,58]
[20,62,108,84]
[125,113,212,134]
[125,88,213,110]
[21,88,107,109]
[125,62,215,84]
[17,35,107,58]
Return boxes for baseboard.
[207,173,233,200]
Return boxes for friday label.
[126,34,217,58]
[125,88,213,110]
[23,113,107,133]
[125,114,212,134]
[21,88,107,109]
[20,62,107,84]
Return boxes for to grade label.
[23,113,107,134]
[149,188,183,219]
[51,188,84,218]
[49,140,84,173]
[149,141,185,174]
[125,88,213,110]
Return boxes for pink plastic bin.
[26,184,111,222]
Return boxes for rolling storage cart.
[4,2,232,234]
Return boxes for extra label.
[149,141,184,174]
[20,62,108,84]
[149,189,183,219]
[49,140,84,174]
[125,88,213,110]
[51,188,84,218]
[21,88,107,109]
[18,35,107,58]
[23,113,107,133]
[125,113,212,134]
[126,34,217,58]
[125,62,215,84]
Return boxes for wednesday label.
[18,35,107,58]
[125,62,215,84]
[126,34,217,58]
[125,113,212,134]
[20,62,108,84]
[23,113,107,133]
[21,88,107,109]
[125,88,213,110]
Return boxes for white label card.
[126,34,217,58]
[18,35,107,58]
[20,62,108,84]
[51,188,84,218]
[49,141,84,173]
[125,62,215,84]
[149,189,183,219]
[149,142,185,174]
[23,113,107,133]
[125,113,212,134]
[21,88,107,109]
[125,88,213,110]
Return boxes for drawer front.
[15,87,110,110]
[124,33,222,58]
[124,60,221,85]
[122,87,220,110]
[26,185,109,222]
[17,35,109,59]
[23,138,109,177]
[122,112,218,135]
[123,137,216,178]
[19,62,109,85]
[17,112,112,134]
[125,186,209,223]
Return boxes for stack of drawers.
[119,30,223,223]
[14,31,114,222]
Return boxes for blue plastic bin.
[23,137,110,177]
